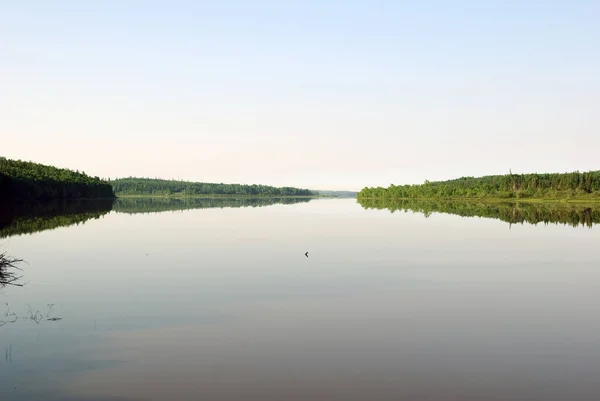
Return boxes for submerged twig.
[1,303,61,327]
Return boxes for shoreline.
[356,197,600,204]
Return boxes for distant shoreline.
[356,196,600,204]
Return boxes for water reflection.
[2,198,600,401]
[0,197,314,238]
[358,198,600,227]
[112,196,313,215]
[0,197,315,289]
[0,199,114,239]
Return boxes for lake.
[2,197,600,401]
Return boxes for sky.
[1,0,599,191]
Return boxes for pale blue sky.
[2,1,599,190]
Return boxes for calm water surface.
[2,198,600,401]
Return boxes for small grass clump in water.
[0,251,24,287]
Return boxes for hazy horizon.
[2,1,599,192]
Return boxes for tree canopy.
[358,171,600,200]
[109,177,316,197]
[0,157,114,201]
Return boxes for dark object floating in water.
[47,317,62,321]
[305,251,308,257]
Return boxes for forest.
[358,198,600,228]
[0,157,317,200]
[109,177,316,197]
[358,170,600,201]
[0,157,115,201]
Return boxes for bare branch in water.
[1,303,62,327]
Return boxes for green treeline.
[358,171,600,201]
[113,196,312,215]
[109,177,315,197]
[0,199,114,238]
[358,198,600,228]
[0,157,316,200]
[0,157,115,201]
